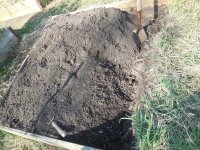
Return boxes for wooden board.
[0,0,42,21]
[0,126,100,150]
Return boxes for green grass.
[0,57,14,81]
[134,79,200,149]
[39,0,53,8]
[0,28,5,38]
[130,0,200,149]
[0,0,19,8]
[0,131,50,150]
[79,0,110,7]
[0,131,6,150]
[19,0,80,36]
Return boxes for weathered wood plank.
[0,126,100,150]
[0,0,42,21]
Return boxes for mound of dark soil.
[0,8,139,149]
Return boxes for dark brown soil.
[0,8,139,149]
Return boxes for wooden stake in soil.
[48,117,67,138]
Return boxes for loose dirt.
[0,8,141,149]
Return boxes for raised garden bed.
[2,0,167,146]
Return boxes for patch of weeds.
[3,134,46,150]
[133,78,200,150]
[80,0,110,7]
[130,0,200,149]
[0,57,14,81]
[0,131,6,150]
[0,28,5,38]
[0,133,48,150]
[159,28,174,51]
[198,17,200,23]
[133,108,167,150]
[38,0,53,8]
[52,0,81,14]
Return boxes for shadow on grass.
[0,57,15,81]
[19,0,80,37]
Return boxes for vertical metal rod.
[154,0,159,20]
[136,0,142,27]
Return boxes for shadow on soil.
[57,112,135,150]
[28,62,136,150]
[30,62,84,131]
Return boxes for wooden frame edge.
[0,126,100,150]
